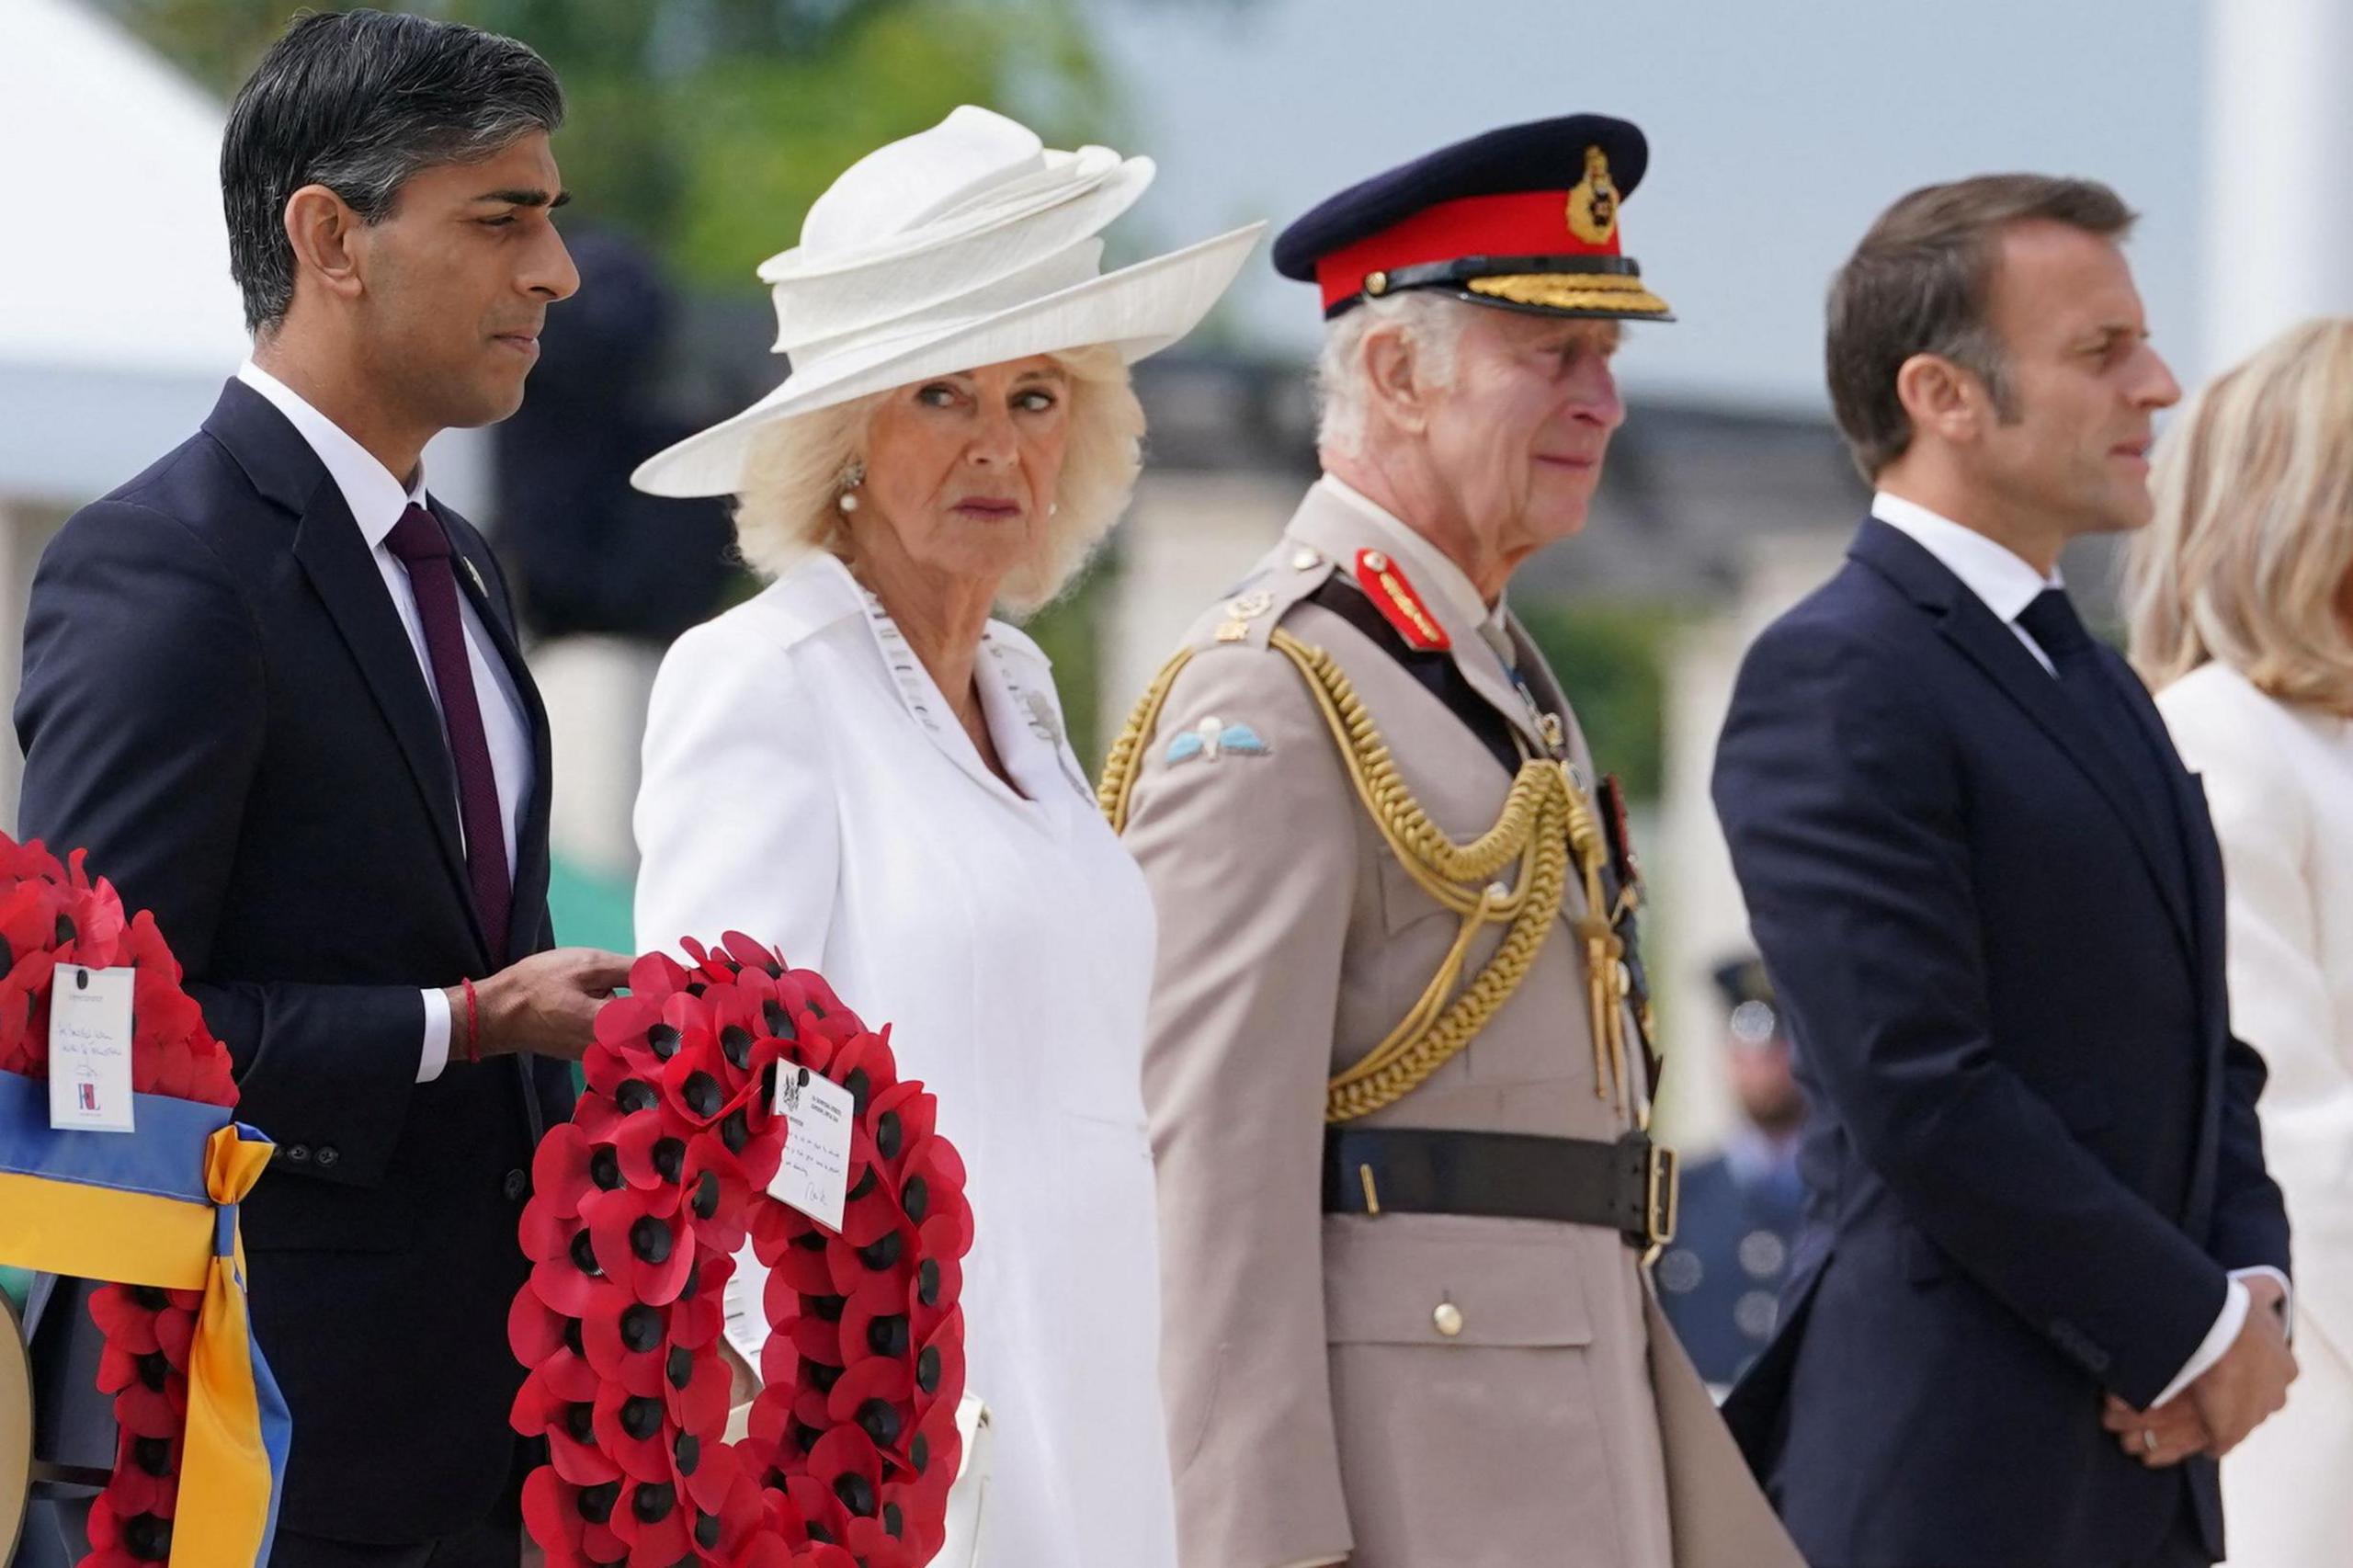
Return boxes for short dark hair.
[1824,174,2135,480]
[222,9,563,334]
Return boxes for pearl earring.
[836,459,866,513]
[838,492,859,513]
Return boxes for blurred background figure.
[491,226,733,938]
[1656,957,1806,1395]
[2128,315,2353,1568]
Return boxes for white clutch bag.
[932,1392,992,1568]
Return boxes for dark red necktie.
[386,504,510,961]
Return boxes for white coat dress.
[2156,661,2353,1568]
[632,551,1179,1568]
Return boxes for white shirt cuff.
[2151,1267,2289,1408]
[418,986,451,1084]
[2240,1264,2293,1338]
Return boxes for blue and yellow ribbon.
[0,1069,288,1567]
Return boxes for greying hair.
[1313,291,1468,458]
[222,9,563,335]
[1825,174,2136,480]
[732,345,1147,617]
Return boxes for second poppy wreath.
[510,933,973,1568]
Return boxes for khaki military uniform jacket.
[1111,481,1798,1568]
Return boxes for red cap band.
[1313,190,1619,312]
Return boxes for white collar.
[1315,473,1510,642]
[236,359,424,547]
[1871,491,2061,625]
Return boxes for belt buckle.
[1641,1141,1679,1264]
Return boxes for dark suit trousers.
[1809,1514,2211,1568]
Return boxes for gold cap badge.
[1566,144,1620,246]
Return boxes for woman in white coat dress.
[628,106,1260,1568]
[2128,316,2353,1568]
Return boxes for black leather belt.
[1323,1127,1679,1251]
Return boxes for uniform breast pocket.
[1321,1215,1628,1562]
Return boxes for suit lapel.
[1851,519,2195,954]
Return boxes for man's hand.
[2101,1393,2211,1468]
[2186,1274,2296,1457]
[450,948,633,1062]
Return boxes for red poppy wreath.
[512,933,973,1568]
[0,836,240,1568]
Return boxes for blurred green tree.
[1513,598,1679,803]
[97,0,1118,290]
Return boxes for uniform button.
[1290,548,1322,571]
[1432,1301,1464,1338]
[313,1145,338,1169]
[284,1144,310,1163]
[504,1168,529,1201]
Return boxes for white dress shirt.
[1871,490,2288,1407]
[237,361,533,1081]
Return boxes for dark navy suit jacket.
[1710,518,2289,1568]
[13,380,574,1545]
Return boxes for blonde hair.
[2126,316,2353,714]
[730,343,1146,616]
[1313,290,1467,459]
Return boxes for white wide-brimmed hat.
[631,106,1265,498]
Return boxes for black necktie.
[2015,588,2179,852]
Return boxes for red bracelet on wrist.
[461,977,481,1065]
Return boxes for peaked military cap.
[1273,113,1673,322]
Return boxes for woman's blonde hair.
[2126,316,2353,713]
[729,344,1145,616]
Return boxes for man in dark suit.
[1711,176,2295,1568]
[13,13,629,1565]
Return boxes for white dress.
[632,551,1178,1568]
[2156,662,2353,1568]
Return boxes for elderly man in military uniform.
[1656,959,1809,1395]
[1105,117,1800,1568]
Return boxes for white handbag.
[931,1392,992,1568]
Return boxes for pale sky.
[1099,0,2207,413]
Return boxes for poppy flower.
[678,1132,764,1255]
[89,1285,164,1355]
[578,1282,671,1399]
[607,1475,695,1568]
[81,1494,173,1568]
[667,1250,731,1352]
[676,1445,767,1562]
[511,1352,618,1488]
[660,1025,751,1132]
[753,1211,837,1295]
[824,1356,913,1459]
[591,1373,677,1484]
[521,1466,633,1568]
[99,1426,180,1519]
[909,1317,966,1419]
[613,1109,690,1194]
[661,1327,732,1441]
[583,1186,694,1306]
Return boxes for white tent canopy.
[0,0,487,508]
